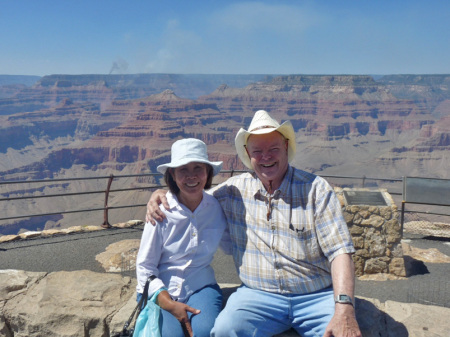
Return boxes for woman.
[136,138,230,337]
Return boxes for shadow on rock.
[404,256,429,277]
[356,298,408,337]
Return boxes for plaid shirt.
[212,165,355,294]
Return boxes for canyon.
[0,74,448,234]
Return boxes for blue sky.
[1,0,449,76]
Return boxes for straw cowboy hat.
[157,138,223,176]
[235,110,296,169]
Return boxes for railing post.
[102,174,114,228]
[400,176,405,237]
[401,201,405,238]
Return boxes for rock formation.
[1,269,449,337]
[1,217,448,336]
[0,74,449,234]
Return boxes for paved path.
[1,225,449,306]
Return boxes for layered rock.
[0,89,240,181]
[1,74,448,179]
[0,74,449,234]
[202,75,432,140]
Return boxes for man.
[147,110,361,337]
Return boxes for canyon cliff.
[0,74,448,233]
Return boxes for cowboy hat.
[235,110,296,169]
[157,138,223,176]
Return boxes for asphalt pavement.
[1,225,449,306]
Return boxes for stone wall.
[335,188,406,277]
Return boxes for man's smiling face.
[246,131,289,191]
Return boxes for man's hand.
[145,189,170,225]
[323,304,361,337]
[157,290,200,337]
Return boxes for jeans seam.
[288,296,294,321]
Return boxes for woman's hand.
[157,290,200,337]
[145,189,170,225]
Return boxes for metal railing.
[0,171,448,235]
[0,173,161,227]
[0,171,248,231]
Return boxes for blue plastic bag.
[133,290,164,337]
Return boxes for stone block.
[361,215,384,228]
[364,257,389,274]
[379,207,393,220]
[354,248,370,258]
[95,239,140,273]
[350,205,361,213]
[352,236,364,249]
[359,210,371,219]
[343,211,354,224]
[19,231,42,239]
[389,257,406,277]
[352,214,363,225]
[0,235,20,243]
[349,224,364,235]
[41,229,63,237]
[390,243,404,258]
[368,206,380,215]
[353,255,365,276]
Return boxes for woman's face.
[170,162,208,199]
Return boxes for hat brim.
[157,158,223,176]
[235,120,296,169]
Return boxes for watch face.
[335,294,353,305]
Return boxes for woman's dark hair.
[164,163,214,194]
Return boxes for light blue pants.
[137,283,222,337]
[211,285,335,337]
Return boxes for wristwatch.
[334,294,354,306]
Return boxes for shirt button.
[271,226,275,231]
[192,232,196,237]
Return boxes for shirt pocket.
[275,227,319,262]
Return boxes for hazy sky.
[1,0,449,76]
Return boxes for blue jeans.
[211,285,334,337]
[137,283,223,337]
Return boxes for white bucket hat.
[235,110,296,169]
[157,138,223,176]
